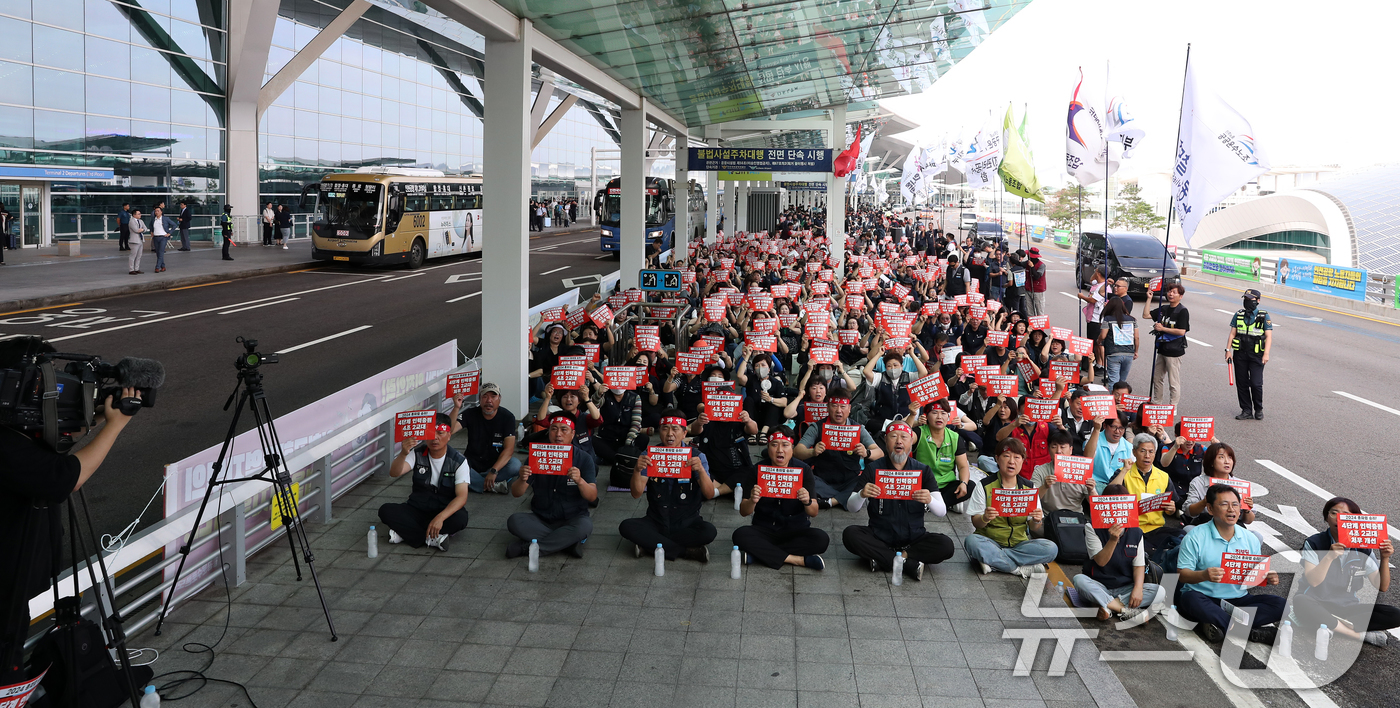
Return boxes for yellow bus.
[308,167,482,268]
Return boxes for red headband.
[885,421,913,436]
[549,415,575,429]
[768,429,795,443]
[661,415,688,429]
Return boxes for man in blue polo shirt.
[1175,483,1284,643]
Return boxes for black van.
[1076,229,1181,298]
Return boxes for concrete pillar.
[224,0,279,215]
[482,19,533,415]
[706,137,719,243]
[737,181,749,233]
[674,134,688,263]
[827,104,847,276]
[619,102,646,289]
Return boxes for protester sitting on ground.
[995,378,1065,479]
[1060,389,1098,456]
[592,383,646,464]
[620,411,716,563]
[528,322,569,397]
[735,347,790,444]
[378,413,468,551]
[862,348,926,438]
[965,438,1058,578]
[842,421,955,580]
[1296,497,1399,646]
[1031,428,1096,513]
[450,383,521,494]
[1175,484,1284,643]
[1182,443,1254,527]
[689,384,757,497]
[978,395,1018,472]
[507,412,598,559]
[1072,482,1163,621]
[533,385,601,460]
[1106,433,1183,559]
[1091,413,1135,493]
[907,399,975,510]
[794,389,884,510]
[1156,420,1217,493]
[733,430,828,570]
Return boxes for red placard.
[704,298,727,322]
[746,293,774,311]
[809,346,839,365]
[580,343,602,364]
[676,352,706,375]
[625,288,644,304]
[682,270,697,284]
[968,304,987,320]
[1120,394,1149,413]
[920,301,939,317]
[756,465,803,499]
[1218,477,1253,507]
[539,305,566,322]
[811,281,831,296]
[1053,455,1094,485]
[565,306,589,330]
[1081,394,1116,419]
[845,280,866,296]
[778,313,799,328]
[1219,552,1270,586]
[1181,417,1214,443]
[939,300,958,315]
[1067,336,1094,356]
[635,325,661,352]
[1050,326,1073,342]
[702,380,735,398]
[967,292,985,305]
[884,336,911,351]
[803,401,829,423]
[821,424,861,452]
[394,410,437,442]
[704,393,743,422]
[1138,492,1172,514]
[0,669,46,708]
[1024,397,1059,422]
[528,443,573,475]
[608,294,629,310]
[1090,495,1140,528]
[551,365,586,390]
[646,447,693,479]
[589,304,615,328]
[975,365,1002,387]
[875,468,922,500]
[1140,404,1175,427]
[752,317,778,334]
[1036,378,1062,399]
[1028,315,1049,331]
[1337,514,1389,549]
[907,373,949,406]
[1049,360,1080,384]
[746,332,778,352]
[837,328,860,346]
[1148,276,1163,292]
[804,321,829,340]
[961,354,988,375]
[446,370,481,398]
[605,366,640,390]
[987,375,1018,397]
[953,294,968,307]
[557,355,588,369]
[991,488,1039,517]
[985,330,1010,347]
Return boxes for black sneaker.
[505,541,527,559]
[1194,621,1225,643]
[803,554,825,570]
[1248,626,1277,644]
[567,542,585,559]
[683,546,710,563]
[1235,410,1255,421]
[633,544,643,559]
[868,558,880,573]
[815,497,835,510]
[1254,410,1264,420]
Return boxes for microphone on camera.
[115,357,165,390]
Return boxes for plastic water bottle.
[730,546,742,579]
[1164,605,1179,642]
[1055,581,1065,603]
[367,526,378,559]
[1278,621,1293,659]
[654,544,666,577]
[140,686,160,707]
[1315,624,1330,661]
[528,539,540,573]
[734,483,742,511]
[891,552,904,586]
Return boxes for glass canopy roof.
[494,0,1032,128]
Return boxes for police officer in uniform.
[220,204,235,260]
[620,410,716,562]
[1227,289,1272,420]
[378,413,469,550]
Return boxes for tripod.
[154,337,336,640]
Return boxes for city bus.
[306,167,482,268]
[598,176,705,256]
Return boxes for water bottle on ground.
[1055,581,1065,605]
[734,483,742,511]
[1278,620,1293,658]
[654,544,665,577]
[891,552,904,586]
[528,539,540,572]
[730,546,742,579]
[1164,605,1179,642]
[140,686,160,708]
[367,525,378,559]
[1315,624,1330,661]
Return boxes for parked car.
[1076,229,1181,299]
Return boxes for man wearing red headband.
[794,389,883,511]
[619,410,716,562]
[841,421,953,580]
[733,429,829,570]
[379,412,469,551]
[507,412,598,559]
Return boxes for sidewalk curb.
[0,259,317,313]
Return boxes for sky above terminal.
[885,0,1397,187]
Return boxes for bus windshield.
[320,187,382,232]
[602,194,668,227]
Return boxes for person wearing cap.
[734,429,829,570]
[1024,247,1048,316]
[219,204,235,261]
[507,412,598,559]
[528,322,569,399]
[450,382,520,494]
[841,421,954,580]
[619,410,716,562]
[378,413,469,551]
[1227,289,1272,420]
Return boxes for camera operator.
[1,377,140,684]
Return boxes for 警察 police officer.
[619,410,717,562]
[1227,288,1272,420]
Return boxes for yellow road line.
[167,280,231,291]
[1183,275,1400,328]
[287,267,325,274]
[0,302,82,316]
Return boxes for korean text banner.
[1275,259,1368,302]
[690,147,832,173]
[1200,250,1261,282]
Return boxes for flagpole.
[1077,184,1084,338]
[1148,43,1191,404]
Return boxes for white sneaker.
[388,529,403,544]
[1365,631,1389,647]
[978,562,993,575]
[845,491,865,513]
[491,479,512,494]
[1118,606,1147,621]
[282,244,288,250]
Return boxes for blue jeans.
[468,456,521,492]
[989,285,1005,304]
[811,474,862,509]
[1105,353,1133,387]
[153,236,169,269]
[1072,574,1162,610]
[963,533,1058,574]
[1176,588,1285,630]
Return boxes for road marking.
[533,245,558,251]
[0,303,83,317]
[1333,390,1400,417]
[594,255,613,260]
[1058,291,1080,301]
[218,298,299,315]
[444,274,481,284]
[1186,337,1213,347]
[446,292,481,303]
[275,325,373,354]
[167,281,231,291]
[1215,308,1235,315]
[381,272,425,282]
[1255,459,1400,541]
[540,266,571,275]
[1286,315,1322,322]
[420,259,479,271]
[286,268,324,273]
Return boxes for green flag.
[999,104,1044,202]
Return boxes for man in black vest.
[507,412,598,559]
[841,422,954,581]
[1069,483,1162,621]
[620,410,716,562]
[378,413,469,551]
[794,390,883,510]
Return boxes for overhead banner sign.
[1275,259,1368,302]
[775,181,828,192]
[719,171,817,182]
[689,147,832,173]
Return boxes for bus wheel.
[408,238,426,269]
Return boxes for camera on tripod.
[234,336,277,372]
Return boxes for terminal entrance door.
[0,183,44,247]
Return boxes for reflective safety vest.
[1230,309,1269,354]
[1122,465,1171,533]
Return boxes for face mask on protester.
[819,368,834,381]
[755,365,769,377]
[886,365,902,379]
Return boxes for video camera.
[0,336,163,450]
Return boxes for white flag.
[929,17,952,61]
[900,143,924,203]
[917,140,943,194]
[1066,67,1113,186]
[1173,62,1269,245]
[964,115,1003,189]
[953,0,989,46]
[1106,96,1145,159]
